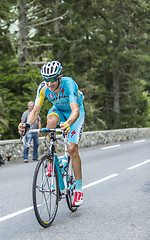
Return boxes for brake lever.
[20,133,30,147]
[20,133,23,143]
[62,131,70,146]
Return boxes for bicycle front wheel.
[66,156,77,212]
[32,155,59,227]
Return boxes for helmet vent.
[41,61,62,78]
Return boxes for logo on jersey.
[49,93,54,98]
[71,130,76,138]
[61,88,64,97]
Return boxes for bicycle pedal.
[69,183,76,191]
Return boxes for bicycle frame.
[54,154,65,191]
[46,129,69,195]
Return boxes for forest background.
[0,0,150,140]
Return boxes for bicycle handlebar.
[28,128,64,134]
[20,128,70,147]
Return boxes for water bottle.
[61,156,68,190]
[58,156,68,175]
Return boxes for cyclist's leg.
[66,108,85,206]
[50,107,84,181]
[67,143,82,180]
[67,108,85,180]
[67,144,83,206]
[47,106,65,128]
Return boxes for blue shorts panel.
[47,106,69,123]
[47,106,85,144]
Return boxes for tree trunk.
[54,0,61,59]
[113,56,120,128]
[18,0,28,70]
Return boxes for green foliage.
[0,62,41,139]
[0,97,9,139]
[0,0,150,139]
[120,79,150,128]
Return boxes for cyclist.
[18,61,85,207]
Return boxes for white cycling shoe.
[72,191,83,207]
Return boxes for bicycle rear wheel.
[66,156,77,212]
[32,155,59,227]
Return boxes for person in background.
[21,101,41,163]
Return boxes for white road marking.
[101,144,120,150]
[127,159,150,170]
[0,206,33,223]
[133,139,145,143]
[83,174,119,189]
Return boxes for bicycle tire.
[66,156,77,212]
[32,155,59,227]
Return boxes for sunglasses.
[44,76,59,83]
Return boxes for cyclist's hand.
[60,122,70,134]
[18,122,30,136]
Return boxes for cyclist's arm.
[27,82,46,125]
[67,79,80,126]
[18,83,46,133]
[60,102,79,133]
[26,105,40,125]
[18,111,28,134]
[18,107,41,135]
[60,78,80,132]
[67,102,79,126]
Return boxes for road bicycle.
[22,127,77,227]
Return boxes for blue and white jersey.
[35,76,84,111]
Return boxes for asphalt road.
[0,138,150,240]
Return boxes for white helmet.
[41,61,62,79]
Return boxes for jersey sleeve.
[34,82,46,108]
[67,78,79,104]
